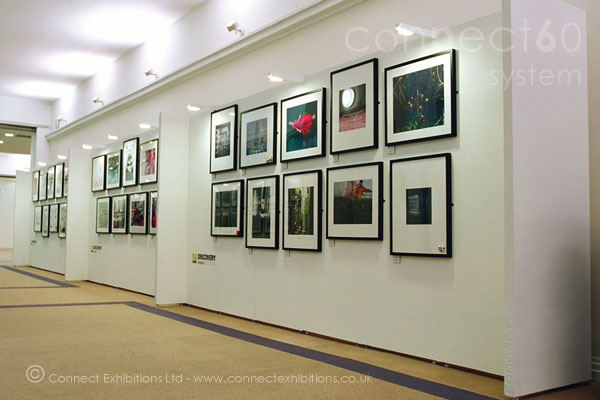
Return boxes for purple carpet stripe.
[0,301,126,309]
[0,265,77,288]
[126,302,498,400]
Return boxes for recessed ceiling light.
[267,72,304,83]
[82,144,93,150]
[107,134,119,140]
[186,104,201,112]
[139,123,152,130]
[0,140,4,144]
[58,155,67,160]
[38,161,47,167]
[267,73,284,83]
[395,24,415,36]
[4,133,14,137]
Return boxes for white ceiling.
[0,0,204,101]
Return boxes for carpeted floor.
[0,265,597,400]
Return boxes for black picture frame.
[32,170,40,202]
[58,203,67,239]
[330,58,379,154]
[46,165,55,200]
[111,194,129,234]
[280,88,326,162]
[92,155,106,192]
[239,103,277,169]
[128,192,149,235]
[41,205,50,237]
[96,197,111,234]
[106,150,122,190]
[211,180,244,237]
[390,153,452,257]
[282,170,322,252]
[122,137,139,187]
[139,139,159,185]
[39,171,47,201]
[149,191,158,235]
[54,163,64,198]
[33,205,42,232]
[384,50,457,146]
[245,175,279,249]
[49,203,59,233]
[210,105,238,173]
[326,161,384,240]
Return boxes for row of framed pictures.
[32,164,68,201]
[96,192,157,235]
[211,153,452,257]
[92,137,158,192]
[210,50,456,173]
[34,203,67,238]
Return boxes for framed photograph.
[32,171,40,201]
[39,171,47,201]
[111,195,128,234]
[96,197,111,234]
[122,137,139,187]
[46,166,55,199]
[390,153,452,257]
[331,58,379,154]
[58,203,67,238]
[149,191,158,235]
[246,176,279,249]
[128,192,148,234]
[385,50,456,146]
[326,162,383,240]
[283,170,322,252]
[33,206,42,232]
[240,103,277,169]
[54,163,64,198]
[49,204,59,233]
[281,88,326,162]
[210,105,238,173]
[106,150,122,190]
[211,180,243,237]
[41,206,49,237]
[139,139,158,184]
[64,166,69,197]
[92,155,106,192]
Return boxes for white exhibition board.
[504,0,591,396]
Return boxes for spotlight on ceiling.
[38,161,47,167]
[139,123,152,130]
[58,154,67,160]
[144,68,158,79]
[186,104,201,112]
[92,96,104,105]
[55,116,67,129]
[395,23,437,39]
[267,73,305,83]
[82,144,93,150]
[107,134,119,140]
[4,133,14,137]
[226,20,243,35]
[0,140,4,144]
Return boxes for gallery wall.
[42,0,506,376]
[0,177,16,249]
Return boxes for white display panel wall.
[86,130,159,295]
[186,12,506,375]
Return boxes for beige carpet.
[0,266,597,400]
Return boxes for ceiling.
[0,124,35,154]
[0,0,205,101]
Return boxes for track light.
[56,116,67,129]
[267,73,305,83]
[186,104,201,112]
[226,20,243,35]
[144,68,158,79]
[92,96,104,105]
[395,23,437,39]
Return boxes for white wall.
[0,94,51,128]
[185,10,506,375]
[0,177,16,249]
[12,171,31,266]
[0,153,30,175]
[41,0,505,375]
[65,149,89,281]
[503,0,590,397]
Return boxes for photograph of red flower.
[286,100,318,152]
